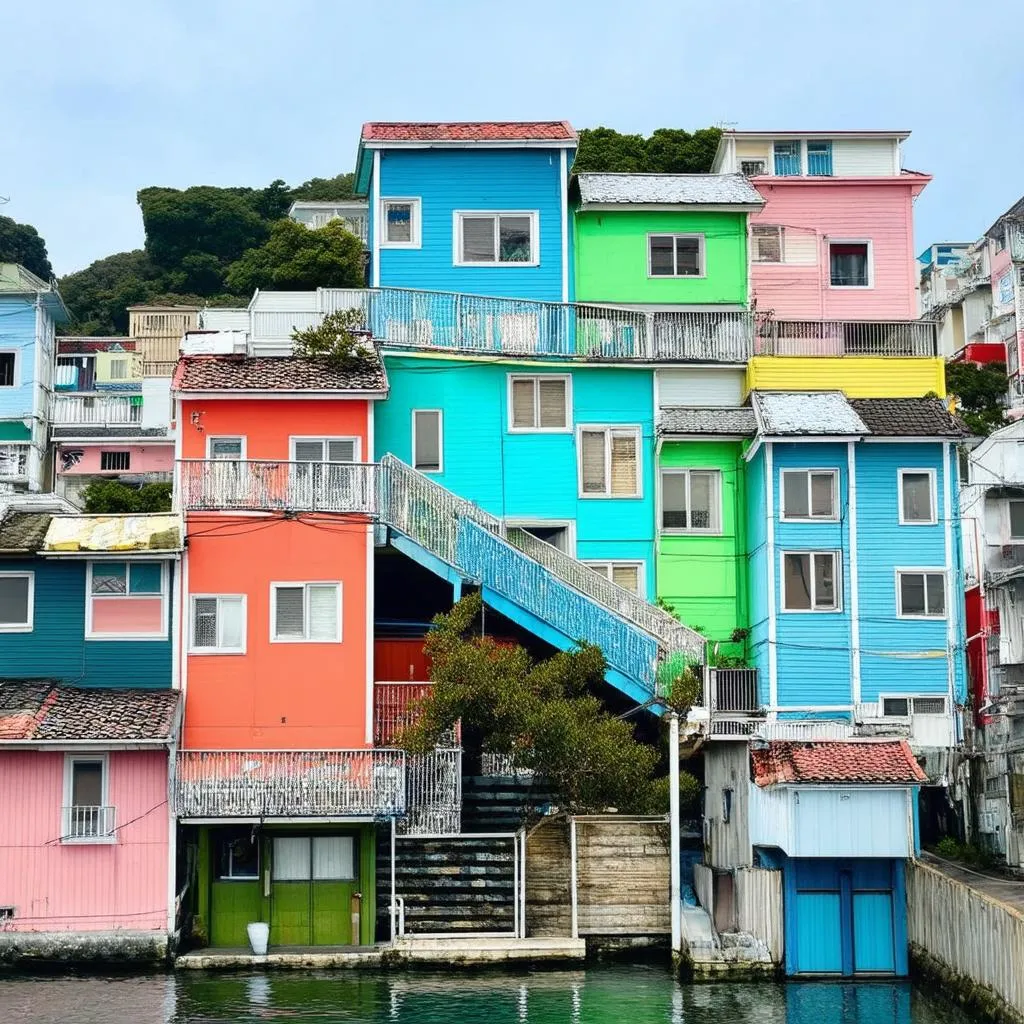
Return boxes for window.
[881,696,948,717]
[752,225,784,263]
[661,469,721,533]
[740,159,767,176]
[781,470,837,521]
[62,755,113,842]
[1011,500,1024,540]
[899,470,936,524]
[271,582,341,642]
[584,561,644,596]
[217,829,259,880]
[100,450,131,472]
[807,141,833,176]
[508,375,570,431]
[0,571,33,632]
[882,697,910,717]
[455,211,537,265]
[0,352,15,388]
[722,788,733,824]
[191,595,245,653]
[412,410,442,472]
[782,552,840,611]
[897,570,946,618]
[648,234,704,277]
[272,836,355,881]
[507,521,573,554]
[87,561,167,638]
[291,437,359,462]
[773,141,801,176]
[109,358,129,379]
[208,436,245,460]
[380,198,421,248]
[829,241,871,287]
[579,427,640,498]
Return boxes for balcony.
[374,681,460,748]
[61,804,116,842]
[51,393,142,427]
[705,668,762,738]
[758,319,938,357]
[178,459,377,513]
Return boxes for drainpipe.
[669,712,681,953]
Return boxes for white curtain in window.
[219,596,244,648]
[308,585,338,641]
[312,836,355,880]
[273,837,310,880]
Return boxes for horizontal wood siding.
[0,750,169,931]
[526,819,572,937]
[745,357,946,399]
[831,139,899,177]
[657,367,745,407]
[0,557,172,688]
[0,299,38,418]
[378,149,565,300]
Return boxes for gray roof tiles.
[660,407,756,436]
[754,392,869,436]
[575,172,764,207]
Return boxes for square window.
[191,595,245,653]
[209,436,244,460]
[0,353,15,388]
[897,571,946,617]
[579,427,640,498]
[217,829,259,879]
[882,697,910,717]
[456,212,537,265]
[648,235,703,277]
[781,470,837,520]
[413,410,442,472]
[381,199,421,248]
[272,583,341,642]
[100,450,131,472]
[87,561,166,638]
[0,572,33,631]
[782,551,840,611]
[660,469,721,533]
[509,375,569,431]
[900,471,936,524]
[830,242,871,287]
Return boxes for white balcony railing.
[0,444,28,479]
[61,804,116,841]
[706,668,760,714]
[50,393,142,426]
[178,460,377,513]
[758,319,938,357]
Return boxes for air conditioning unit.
[741,160,767,176]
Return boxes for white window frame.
[659,468,722,535]
[751,224,785,264]
[85,560,169,641]
[647,233,706,279]
[206,435,247,460]
[1009,498,1024,540]
[506,374,572,433]
[828,238,874,289]
[505,518,577,556]
[288,436,362,462]
[189,594,247,655]
[895,568,947,620]
[898,468,937,526]
[453,210,540,267]
[0,570,34,632]
[582,560,646,596]
[379,197,422,249]
[576,425,642,499]
[779,469,839,522]
[879,694,948,718]
[270,581,343,644]
[62,754,114,846]
[0,350,18,388]
[412,409,443,473]
[780,550,842,613]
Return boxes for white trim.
[765,444,777,711]
[371,150,381,286]
[778,468,839,522]
[179,545,189,698]
[188,594,247,654]
[581,560,646,597]
[647,233,706,279]
[658,467,723,535]
[506,374,572,433]
[85,560,169,641]
[288,435,362,462]
[62,753,115,845]
[411,409,443,473]
[452,210,540,267]
[576,424,643,499]
[847,442,861,704]
[504,518,577,557]
[894,567,947,619]
[827,237,875,289]
[0,570,34,632]
[269,581,343,644]
[0,347,20,390]
[559,149,569,303]
[943,442,956,720]
[779,550,842,613]
[365,524,374,746]
[898,468,938,525]
[877,694,949,718]
[379,197,422,249]
[206,435,247,460]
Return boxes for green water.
[0,965,983,1023]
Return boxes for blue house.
[354,121,576,302]
[0,265,69,492]
[0,503,181,688]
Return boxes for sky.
[2,0,1023,277]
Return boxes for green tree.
[573,127,647,172]
[81,480,172,513]
[400,594,668,814]
[291,173,357,201]
[59,250,159,334]
[573,126,723,174]
[290,308,372,370]
[0,215,53,280]
[946,360,1009,436]
[226,219,365,294]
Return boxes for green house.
[571,173,763,307]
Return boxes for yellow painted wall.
[745,357,946,398]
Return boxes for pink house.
[0,683,179,964]
[713,131,930,322]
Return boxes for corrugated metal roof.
[42,514,183,553]
[754,392,868,436]
[575,173,764,207]
[660,407,756,436]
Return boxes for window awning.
[0,422,31,442]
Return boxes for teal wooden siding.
[375,356,656,596]
[0,557,173,688]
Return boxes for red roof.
[172,355,387,394]
[751,740,927,787]
[361,121,576,143]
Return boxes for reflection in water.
[0,964,983,1024]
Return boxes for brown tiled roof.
[751,740,927,787]
[172,355,388,394]
[0,681,179,742]
[848,397,968,437]
[0,512,52,553]
[362,121,576,142]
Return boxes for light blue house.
[0,265,69,491]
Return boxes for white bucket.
[246,921,270,956]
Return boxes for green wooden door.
[312,881,356,945]
[210,881,262,948]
